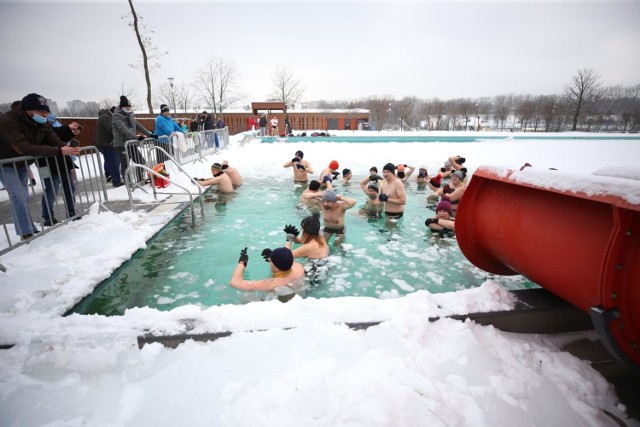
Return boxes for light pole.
[167,77,176,114]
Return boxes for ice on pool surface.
[72,181,536,315]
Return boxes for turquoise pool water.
[261,134,640,143]
[71,179,535,316]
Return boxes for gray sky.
[1,0,639,108]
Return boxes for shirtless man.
[299,179,330,212]
[195,162,234,193]
[230,247,305,292]
[221,160,243,187]
[359,176,384,218]
[378,163,406,219]
[341,168,353,184]
[318,160,340,188]
[283,150,314,183]
[320,189,356,245]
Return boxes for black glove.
[296,163,306,170]
[418,172,426,179]
[440,167,446,173]
[238,247,248,266]
[150,134,158,139]
[378,193,389,202]
[458,157,466,164]
[292,157,301,163]
[460,167,468,174]
[323,175,333,183]
[331,171,340,180]
[283,224,300,237]
[425,218,439,226]
[261,248,272,262]
[369,174,380,181]
[137,135,146,141]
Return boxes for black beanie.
[119,96,131,108]
[309,180,321,191]
[270,247,294,271]
[301,213,321,236]
[160,104,170,113]
[22,93,50,112]
[383,163,396,174]
[295,150,304,159]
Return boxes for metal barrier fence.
[0,146,109,255]
[0,128,229,256]
[123,128,229,189]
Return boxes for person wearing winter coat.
[155,104,184,162]
[0,93,80,239]
[95,106,122,187]
[111,95,155,184]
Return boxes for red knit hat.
[430,174,442,187]
[329,160,339,170]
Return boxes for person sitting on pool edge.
[194,162,234,193]
[321,189,356,246]
[425,199,455,237]
[280,213,329,259]
[284,150,314,183]
[230,246,305,292]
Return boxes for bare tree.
[124,0,167,114]
[176,84,196,114]
[364,96,392,132]
[564,68,602,131]
[395,97,416,131]
[195,57,243,118]
[268,65,305,109]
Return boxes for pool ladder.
[124,146,205,226]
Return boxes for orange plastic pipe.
[455,166,640,366]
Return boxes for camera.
[77,124,84,131]
[69,139,81,147]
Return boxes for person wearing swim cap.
[194,162,234,193]
[320,189,356,246]
[380,162,406,219]
[230,246,305,292]
[359,175,384,218]
[299,179,331,212]
[317,160,340,188]
[284,149,314,183]
[281,213,329,259]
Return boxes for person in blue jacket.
[155,104,184,162]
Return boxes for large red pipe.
[455,166,640,367]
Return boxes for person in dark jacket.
[111,96,155,184]
[38,122,83,226]
[258,114,267,137]
[95,107,123,187]
[0,93,80,239]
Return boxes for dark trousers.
[98,146,122,184]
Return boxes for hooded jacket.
[155,113,184,137]
[95,108,114,148]
[111,108,151,149]
[0,102,65,161]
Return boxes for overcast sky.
[1,0,639,109]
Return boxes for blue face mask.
[31,113,48,124]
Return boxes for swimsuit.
[324,225,345,234]
[385,211,404,219]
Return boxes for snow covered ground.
[1,131,639,426]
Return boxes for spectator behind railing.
[112,96,156,184]
[155,104,184,163]
[95,106,123,188]
[0,93,80,240]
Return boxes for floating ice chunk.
[391,278,415,292]
[203,278,215,288]
[427,271,444,286]
[379,289,401,299]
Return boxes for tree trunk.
[128,0,153,114]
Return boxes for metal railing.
[123,145,205,225]
[0,146,109,255]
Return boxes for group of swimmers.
[221,149,469,295]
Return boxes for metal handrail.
[123,145,205,226]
